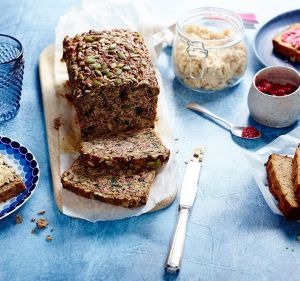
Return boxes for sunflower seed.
[109,43,117,50]
[115,79,122,86]
[117,51,126,59]
[95,69,102,76]
[111,63,117,69]
[141,61,147,66]
[101,63,108,70]
[90,63,101,69]
[125,45,136,53]
[85,56,96,64]
[115,68,122,76]
[122,66,131,71]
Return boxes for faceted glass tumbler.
[0,34,24,121]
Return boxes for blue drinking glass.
[0,34,24,121]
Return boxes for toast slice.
[0,155,26,203]
[61,157,156,208]
[266,154,300,219]
[81,128,170,170]
[272,23,300,63]
[292,144,300,202]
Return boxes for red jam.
[256,79,297,96]
[241,126,260,138]
[281,28,300,50]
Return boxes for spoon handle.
[186,102,232,128]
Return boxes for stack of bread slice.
[266,144,300,219]
[61,29,170,208]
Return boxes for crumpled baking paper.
[55,0,178,222]
[245,126,300,217]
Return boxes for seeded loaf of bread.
[266,154,300,219]
[61,157,156,208]
[292,144,300,202]
[272,23,300,63]
[0,155,26,203]
[81,128,170,170]
[62,29,160,138]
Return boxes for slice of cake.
[62,29,160,138]
[272,23,300,63]
[292,144,300,202]
[0,155,26,203]
[61,157,156,208]
[266,154,300,219]
[81,128,170,170]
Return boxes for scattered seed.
[115,68,122,76]
[117,51,126,59]
[95,69,102,76]
[125,45,136,52]
[31,229,35,234]
[85,56,96,64]
[184,161,188,165]
[115,79,122,86]
[123,66,131,71]
[297,236,300,242]
[90,63,101,69]
[31,218,35,222]
[109,43,117,50]
[77,73,84,80]
[111,63,117,69]
[37,210,45,215]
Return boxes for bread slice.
[0,155,26,203]
[81,128,170,170]
[266,154,300,219]
[292,144,300,202]
[272,23,300,63]
[61,157,156,208]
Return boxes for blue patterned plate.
[0,136,39,220]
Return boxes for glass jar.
[172,7,247,92]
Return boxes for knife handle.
[165,207,190,273]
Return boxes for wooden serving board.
[39,44,176,216]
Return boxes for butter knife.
[165,146,204,274]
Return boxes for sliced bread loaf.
[293,144,300,202]
[266,154,300,219]
[0,155,26,203]
[81,128,170,170]
[61,157,156,208]
[272,23,300,63]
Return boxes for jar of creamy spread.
[172,7,247,92]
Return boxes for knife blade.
[165,146,204,274]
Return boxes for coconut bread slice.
[81,128,170,170]
[61,157,156,208]
[266,154,300,219]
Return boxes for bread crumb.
[15,214,23,224]
[46,235,53,241]
[54,117,62,130]
[37,210,45,215]
[36,218,48,229]
[31,218,35,222]
[184,161,188,165]
[31,228,35,234]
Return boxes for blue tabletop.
[1,1,300,280]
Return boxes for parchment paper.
[54,0,178,222]
[245,126,300,216]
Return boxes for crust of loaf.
[293,144,300,202]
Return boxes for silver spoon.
[186,102,261,140]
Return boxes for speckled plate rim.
[0,136,40,220]
[254,9,300,69]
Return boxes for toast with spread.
[272,23,300,63]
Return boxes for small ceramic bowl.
[248,66,300,128]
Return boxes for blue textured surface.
[1,1,300,281]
